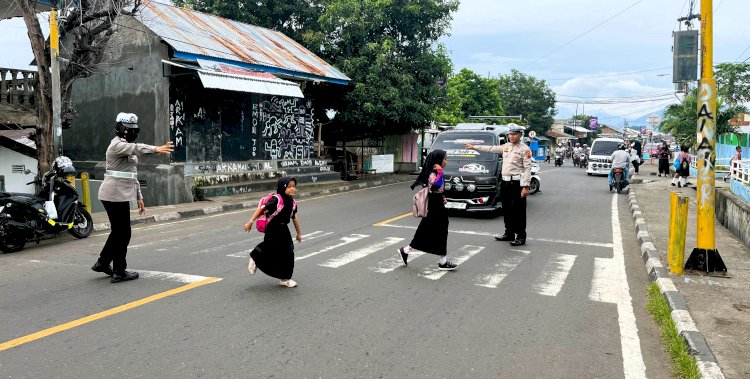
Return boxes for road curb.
[92,176,410,232]
[627,191,725,379]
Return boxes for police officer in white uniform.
[91,113,173,283]
[465,124,533,246]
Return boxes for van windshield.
[591,141,621,156]
[432,133,498,161]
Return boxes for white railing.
[730,159,750,185]
[687,154,732,178]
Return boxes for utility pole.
[685,0,727,274]
[50,7,63,156]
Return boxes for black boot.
[510,237,526,246]
[111,270,139,283]
[495,233,515,241]
[91,261,114,276]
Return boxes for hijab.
[273,176,296,223]
[411,149,446,190]
[276,176,296,199]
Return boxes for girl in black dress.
[243,177,303,287]
[397,150,457,270]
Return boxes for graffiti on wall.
[256,97,315,160]
[169,99,185,147]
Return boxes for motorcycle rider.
[608,143,631,189]
[573,143,582,165]
[92,113,173,283]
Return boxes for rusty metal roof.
[138,1,350,85]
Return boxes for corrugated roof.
[197,71,304,98]
[138,1,350,84]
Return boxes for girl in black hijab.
[243,177,302,288]
[399,149,457,270]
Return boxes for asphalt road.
[0,165,671,378]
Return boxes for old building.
[64,1,351,205]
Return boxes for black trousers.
[99,201,132,273]
[500,180,527,238]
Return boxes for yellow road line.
[0,277,222,352]
[373,212,413,226]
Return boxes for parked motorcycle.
[554,152,564,167]
[529,161,541,194]
[0,157,93,253]
[609,167,628,194]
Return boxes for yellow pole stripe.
[373,212,413,226]
[0,277,221,352]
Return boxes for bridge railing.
[0,68,37,107]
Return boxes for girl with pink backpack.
[243,177,302,288]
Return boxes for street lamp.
[318,109,337,158]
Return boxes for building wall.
[63,17,190,205]
[0,148,37,192]
[169,75,316,163]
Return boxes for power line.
[556,96,675,105]
[546,67,671,81]
[557,92,674,100]
[520,0,644,70]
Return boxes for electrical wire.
[546,67,671,82]
[520,0,644,70]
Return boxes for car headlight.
[467,184,476,192]
[454,184,464,191]
[445,183,452,190]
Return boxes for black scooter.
[0,157,93,253]
[554,152,564,167]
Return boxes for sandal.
[279,279,297,288]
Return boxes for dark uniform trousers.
[98,201,132,272]
[500,180,526,238]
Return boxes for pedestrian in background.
[724,145,742,182]
[397,150,457,271]
[672,145,691,187]
[244,177,303,288]
[92,113,174,283]
[656,141,672,177]
[631,139,643,174]
[465,124,532,246]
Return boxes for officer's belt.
[502,175,522,181]
[105,170,137,179]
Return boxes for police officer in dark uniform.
[91,113,173,283]
[465,124,533,246]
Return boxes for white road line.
[191,238,260,255]
[226,249,253,258]
[295,234,370,261]
[302,231,334,241]
[319,237,405,268]
[419,245,484,280]
[532,253,576,296]
[475,251,529,288]
[589,194,646,379]
[137,270,219,284]
[380,224,613,248]
[370,252,426,273]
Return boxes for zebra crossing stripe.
[370,252,426,273]
[419,245,484,280]
[476,251,529,288]
[533,253,576,296]
[302,231,334,240]
[320,237,405,268]
[226,249,252,258]
[295,234,370,261]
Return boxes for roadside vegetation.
[646,283,700,379]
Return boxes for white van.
[587,137,624,176]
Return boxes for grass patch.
[646,283,701,379]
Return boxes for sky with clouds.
[442,0,750,126]
[2,0,748,127]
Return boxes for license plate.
[445,202,467,210]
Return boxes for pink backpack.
[255,193,297,233]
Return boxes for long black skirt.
[658,158,670,174]
[250,222,294,280]
[409,194,448,256]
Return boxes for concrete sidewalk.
[90,174,414,232]
[629,163,750,378]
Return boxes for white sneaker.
[279,279,297,288]
[247,258,257,275]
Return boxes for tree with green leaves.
[715,62,750,106]
[434,68,504,125]
[177,0,459,138]
[496,69,557,135]
[659,92,746,147]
